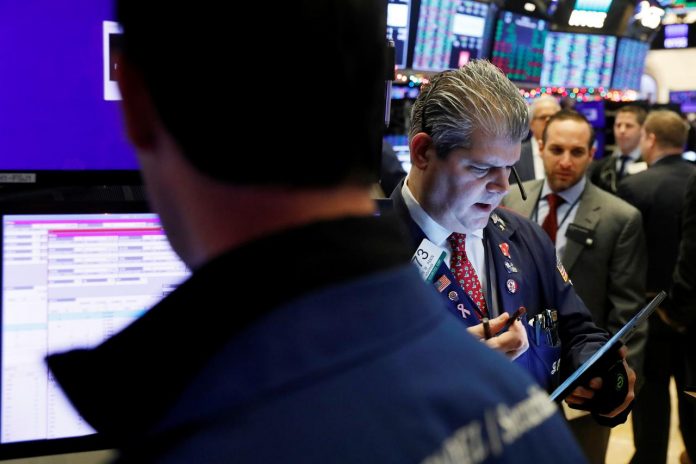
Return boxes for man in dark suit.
[513,95,561,182]
[661,172,696,464]
[588,105,647,194]
[391,61,636,423]
[42,2,591,463]
[503,110,647,464]
[617,109,696,464]
[664,172,696,332]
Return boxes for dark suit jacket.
[667,172,696,386]
[587,155,618,194]
[391,182,609,388]
[668,171,696,328]
[512,139,536,183]
[503,180,648,386]
[617,155,696,295]
[588,153,646,195]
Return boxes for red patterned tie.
[448,233,488,318]
[541,193,564,244]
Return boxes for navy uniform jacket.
[47,217,586,463]
[392,185,610,391]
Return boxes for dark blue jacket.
[391,185,610,390]
[47,217,587,463]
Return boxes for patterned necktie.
[448,233,488,318]
[541,193,565,244]
[617,154,631,180]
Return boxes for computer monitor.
[574,100,606,128]
[387,0,412,69]
[670,90,696,113]
[0,1,137,173]
[664,24,689,49]
[0,202,189,458]
[540,32,616,89]
[490,12,548,86]
[612,38,649,90]
[383,135,411,174]
[412,0,494,71]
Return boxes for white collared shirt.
[614,146,643,174]
[536,177,586,258]
[401,180,487,297]
[531,138,546,180]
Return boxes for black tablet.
[550,291,666,401]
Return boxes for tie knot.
[546,193,564,209]
[448,233,467,255]
[448,232,466,247]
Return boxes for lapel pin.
[556,257,570,283]
[491,213,506,231]
[434,275,451,293]
[448,290,459,302]
[506,278,518,294]
[499,242,511,259]
[457,303,471,319]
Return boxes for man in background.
[661,171,696,464]
[391,61,635,420]
[618,109,696,464]
[503,110,647,464]
[588,105,647,194]
[513,94,561,182]
[44,2,588,463]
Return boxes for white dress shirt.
[535,177,586,258]
[401,181,488,298]
[614,146,646,175]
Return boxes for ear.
[589,146,596,160]
[115,52,158,151]
[410,132,435,170]
[538,139,545,155]
[646,132,657,149]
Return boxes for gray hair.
[410,60,529,158]
[528,94,561,121]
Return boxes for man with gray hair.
[513,95,561,182]
[391,60,635,423]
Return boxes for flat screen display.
[387,0,412,68]
[670,90,696,113]
[665,24,689,48]
[0,206,189,458]
[611,38,649,90]
[0,2,138,171]
[491,12,548,85]
[412,0,491,71]
[540,32,616,89]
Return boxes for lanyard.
[532,190,582,231]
